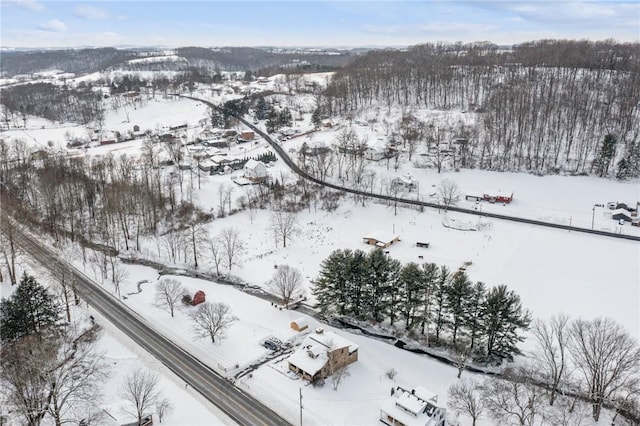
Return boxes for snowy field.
[2,79,639,425]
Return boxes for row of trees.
[312,248,531,363]
[0,273,172,425]
[448,315,640,424]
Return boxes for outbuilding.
[291,317,309,332]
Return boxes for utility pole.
[299,388,303,426]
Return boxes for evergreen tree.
[593,133,617,177]
[311,107,322,128]
[482,285,531,362]
[0,273,60,341]
[266,109,280,133]
[446,271,473,345]
[433,265,451,341]
[279,107,293,128]
[364,249,399,322]
[312,249,353,316]
[419,262,440,339]
[255,97,269,120]
[211,109,227,129]
[465,281,487,351]
[398,262,424,329]
[344,250,368,319]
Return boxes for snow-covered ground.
[2,79,639,425]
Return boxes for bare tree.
[269,211,297,248]
[481,368,543,426]
[155,398,173,423]
[437,179,460,211]
[187,220,208,268]
[153,278,184,318]
[208,239,224,276]
[189,302,237,344]
[46,324,107,426]
[326,340,351,391]
[1,334,59,425]
[448,379,485,426]
[0,212,21,285]
[543,395,590,426]
[452,341,472,379]
[268,265,304,307]
[568,317,640,422]
[1,324,107,426]
[219,228,245,271]
[111,262,128,299]
[532,314,570,405]
[120,368,163,425]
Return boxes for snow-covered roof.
[292,317,308,328]
[380,387,445,426]
[363,231,399,244]
[483,189,513,197]
[612,208,631,217]
[288,330,358,376]
[244,159,265,171]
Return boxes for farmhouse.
[363,232,400,248]
[380,386,447,426]
[391,174,417,191]
[288,328,358,382]
[483,190,514,204]
[243,159,268,182]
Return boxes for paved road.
[4,223,291,426]
[180,94,640,242]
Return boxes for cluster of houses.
[285,324,447,425]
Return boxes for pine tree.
[593,134,617,177]
[344,250,368,319]
[266,109,280,133]
[446,271,473,345]
[312,249,353,316]
[279,108,293,128]
[255,97,269,120]
[465,282,487,351]
[0,273,60,341]
[311,107,322,128]
[398,262,424,329]
[364,249,399,322]
[433,265,451,341]
[482,285,531,362]
[419,262,440,339]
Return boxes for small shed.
[291,317,309,332]
[363,232,400,248]
[192,290,206,306]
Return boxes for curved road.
[5,223,290,426]
[180,94,640,242]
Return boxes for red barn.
[192,290,206,305]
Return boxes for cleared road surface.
[5,223,291,426]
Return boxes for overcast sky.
[1,0,638,49]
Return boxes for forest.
[320,40,640,176]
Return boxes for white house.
[380,386,447,426]
[243,159,268,182]
[391,174,417,191]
